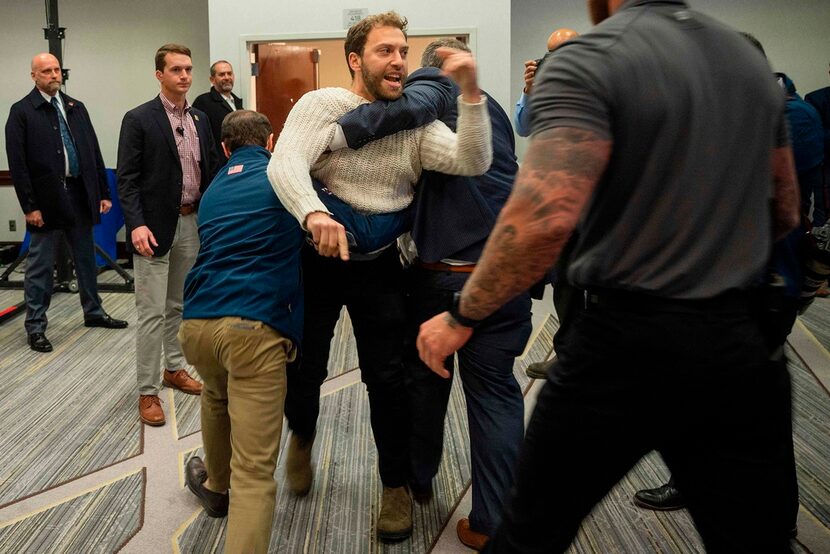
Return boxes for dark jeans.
[283,244,409,487]
[24,183,104,334]
[486,291,794,553]
[404,267,531,536]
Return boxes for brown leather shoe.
[139,395,165,426]
[377,486,412,541]
[286,433,314,496]
[163,369,202,395]
[457,518,489,551]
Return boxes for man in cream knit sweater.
[267,11,492,540]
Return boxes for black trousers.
[283,245,409,487]
[486,292,795,553]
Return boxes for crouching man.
[178,110,304,553]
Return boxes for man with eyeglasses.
[117,43,220,427]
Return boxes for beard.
[43,80,61,94]
[217,80,234,93]
[360,63,403,101]
[588,0,611,24]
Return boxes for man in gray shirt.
[417,0,800,551]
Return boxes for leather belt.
[417,260,476,273]
[180,203,198,216]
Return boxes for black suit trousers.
[486,294,794,554]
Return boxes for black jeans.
[404,266,531,535]
[486,292,794,553]
[284,244,409,487]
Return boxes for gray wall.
[511,0,830,159]
[0,0,209,241]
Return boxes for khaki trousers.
[178,317,293,554]
[134,213,199,395]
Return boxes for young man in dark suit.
[117,43,220,426]
[5,52,127,353]
[193,60,243,160]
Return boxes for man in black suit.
[193,60,243,160]
[5,52,127,353]
[117,43,220,426]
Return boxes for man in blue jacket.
[5,53,128,353]
[336,38,532,550]
[179,110,303,554]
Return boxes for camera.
[534,52,551,72]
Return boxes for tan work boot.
[138,395,165,426]
[285,433,314,496]
[377,486,412,540]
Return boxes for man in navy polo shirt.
[178,110,303,554]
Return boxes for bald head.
[546,28,579,52]
[31,53,62,95]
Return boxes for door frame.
[237,27,477,109]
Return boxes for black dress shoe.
[28,332,53,353]
[633,482,685,511]
[84,314,129,329]
[185,456,228,518]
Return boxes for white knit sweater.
[267,87,492,225]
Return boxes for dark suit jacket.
[116,96,220,257]
[192,88,243,158]
[338,67,518,263]
[5,87,109,232]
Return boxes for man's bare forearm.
[771,146,800,240]
[458,127,611,321]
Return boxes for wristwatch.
[449,292,482,329]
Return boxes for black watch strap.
[449,292,482,329]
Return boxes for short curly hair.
[343,11,408,78]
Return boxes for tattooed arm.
[416,127,612,376]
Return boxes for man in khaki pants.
[178,110,304,553]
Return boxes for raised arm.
[419,48,492,176]
[514,92,532,137]
[337,67,458,149]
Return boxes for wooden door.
[254,44,319,140]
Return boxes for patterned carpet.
[0,289,141,508]
[800,296,830,353]
[0,469,144,553]
[789,347,830,529]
